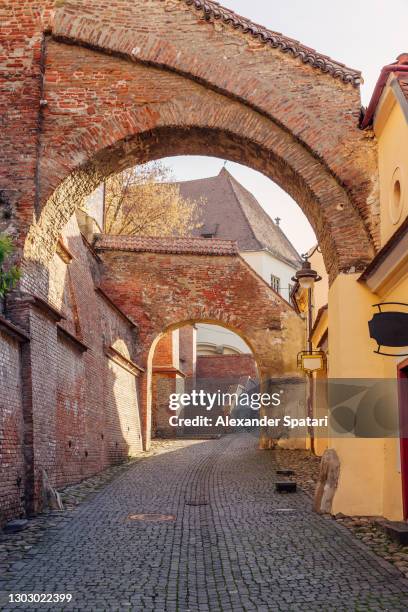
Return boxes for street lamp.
[292,248,323,456]
[292,251,322,352]
[292,257,322,291]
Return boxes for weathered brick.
[196,354,257,381]
[2,0,378,283]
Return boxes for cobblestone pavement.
[1,434,408,611]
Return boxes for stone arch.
[13,0,379,289]
[148,318,262,377]
[96,236,303,376]
[95,236,305,447]
[146,318,261,442]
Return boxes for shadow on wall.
[0,215,143,526]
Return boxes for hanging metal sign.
[368,303,408,356]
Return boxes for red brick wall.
[0,1,55,242]
[98,246,302,376]
[104,358,142,461]
[0,330,25,525]
[196,354,257,382]
[0,213,144,524]
[179,325,196,379]
[50,216,143,489]
[23,38,375,282]
[151,374,184,438]
[2,1,378,283]
[153,332,175,368]
[49,0,378,266]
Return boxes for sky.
[161,0,408,255]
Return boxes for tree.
[0,234,21,300]
[103,162,202,236]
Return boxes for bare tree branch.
[100,161,203,237]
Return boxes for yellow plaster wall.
[328,273,404,519]
[376,101,408,246]
[295,252,329,457]
[371,89,408,518]
[324,85,408,519]
[309,249,329,320]
[376,274,408,519]
[309,309,329,457]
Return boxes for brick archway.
[95,235,304,448]
[148,320,260,442]
[3,0,379,288]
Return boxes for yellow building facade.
[295,60,408,520]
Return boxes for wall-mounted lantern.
[292,258,322,290]
[292,248,323,354]
[293,247,324,456]
[368,302,408,356]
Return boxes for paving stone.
[1,434,408,611]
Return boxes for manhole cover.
[127,514,176,522]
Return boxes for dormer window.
[200,223,218,239]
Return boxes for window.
[270,275,281,293]
[389,168,404,225]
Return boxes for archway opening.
[24,122,373,295]
[148,321,261,441]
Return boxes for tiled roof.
[95,235,239,256]
[178,169,301,268]
[360,56,408,129]
[174,0,361,86]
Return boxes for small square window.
[271,275,281,293]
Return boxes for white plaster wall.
[196,324,251,355]
[241,250,297,302]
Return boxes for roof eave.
[180,0,362,86]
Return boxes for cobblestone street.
[1,434,408,611]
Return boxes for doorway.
[398,359,408,519]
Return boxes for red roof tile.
[95,235,239,256]
[177,0,361,86]
[361,55,408,129]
